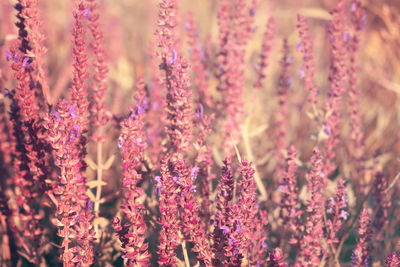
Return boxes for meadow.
[0,0,400,266]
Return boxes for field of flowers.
[0,0,400,266]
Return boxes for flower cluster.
[298,148,325,266]
[157,157,183,266]
[347,0,366,161]
[157,0,194,155]
[297,14,318,109]
[322,0,347,176]
[253,17,275,91]
[1,0,400,265]
[279,146,302,244]
[113,79,150,266]
[275,39,291,178]
[211,159,234,266]
[352,208,372,267]
[45,99,95,266]
[325,178,348,247]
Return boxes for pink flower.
[113,78,150,265]
[352,208,372,267]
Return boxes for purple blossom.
[155,176,162,195]
[22,57,30,69]
[5,51,11,61]
[168,49,177,65]
[50,109,61,122]
[82,8,90,19]
[118,136,124,149]
[235,221,242,232]
[299,67,305,79]
[220,225,229,235]
[129,111,136,120]
[69,104,78,120]
[262,240,268,249]
[74,124,81,137]
[324,124,331,136]
[69,124,81,142]
[137,106,145,115]
[343,32,350,43]
[195,104,204,118]
[277,185,286,192]
[191,166,199,180]
[351,2,357,12]
[155,187,161,195]
[290,208,295,218]
[85,199,93,210]
[172,175,179,183]
[189,185,196,193]
[296,41,301,52]
[136,97,148,115]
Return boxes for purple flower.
[136,97,148,115]
[129,111,136,120]
[351,250,360,266]
[5,51,11,61]
[351,2,357,12]
[22,57,30,69]
[168,49,177,65]
[324,124,331,136]
[155,176,162,195]
[277,185,286,192]
[299,67,305,80]
[261,240,268,249]
[290,208,295,218]
[327,197,335,214]
[191,166,200,180]
[69,104,78,120]
[220,225,229,235]
[235,221,242,232]
[82,8,90,19]
[85,199,93,210]
[189,185,196,193]
[195,104,204,118]
[50,109,61,122]
[69,124,81,142]
[137,106,145,115]
[155,186,161,195]
[296,41,301,52]
[343,32,350,43]
[74,124,81,137]
[118,136,124,149]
